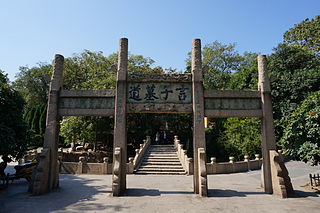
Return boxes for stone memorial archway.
[30,38,293,198]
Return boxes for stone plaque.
[127,82,192,104]
[205,98,261,110]
[59,97,115,109]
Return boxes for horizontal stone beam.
[204,90,261,98]
[60,90,115,97]
[205,109,263,118]
[127,103,193,113]
[59,109,115,116]
[128,73,192,82]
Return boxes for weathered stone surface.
[204,90,261,98]
[29,148,50,195]
[112,147,122,196]
[128,73,192,82]
[192,39,207,194]
[198,148,208,197]
[205,109,262,118]
[30,54,64,195]
[127,103,192,114]
[60,89,115,97]
[258,55,276,194]
[127,82,192,104]
[112,38,128,195]
[204,98,261,110]
[269,150,294,198]
[59,97,115,109]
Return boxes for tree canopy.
[0,70,29,159]
[284,15,320,53]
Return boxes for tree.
[284,15,320,53]
[279,91,320,165]
[268,44,320,140]
[13,63,51,108]
[185,41,244,89]
[0,70,29,159]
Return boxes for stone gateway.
[29,38,293,198]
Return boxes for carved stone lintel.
[127,103,192,114]
[128,73,192,83]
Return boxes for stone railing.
[174,136,193,175]
[133,136,151,170]
[173,135,262,175]
[59,154,135,175]
[206,154,262,174]
[59,136,151,175]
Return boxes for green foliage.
[228,52,259,90]
[268,44,320,140]
[220,118,261,160]
[0,70,29,159]
[13,63,51,108]
[60,116,96,145]
[284,15,320,52]
[185,41,244,89]
[280,92,320,165]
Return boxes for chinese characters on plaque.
[127,83,192,104]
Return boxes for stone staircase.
[134,145,186,175]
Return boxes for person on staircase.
[162,131,167,145]
[155,131,160,145]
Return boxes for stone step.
[137,168,185,172]
[141,162,181,166]
[148,154,177,157]
[134,171,186,175]
[139,165,184,169]
[144,156,179,159]
[143,159,180,163]
[135,145,186,175]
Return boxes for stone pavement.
[0,161,319,213]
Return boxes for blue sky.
[0,0,319,81]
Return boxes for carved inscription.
[127,83,192,104]
[59,97,115,109]
[205,98,261,110]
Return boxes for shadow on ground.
[289,190,319,198]
[208,189,264,197]
[0,174,123,213]
[123,188,193,197]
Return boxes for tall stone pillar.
[31,54,64,195]
[112,38,128,196]
[192,39,207,194]
[258,55,276,194]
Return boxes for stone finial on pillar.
[244,155,249,162]
[255,154,260,160]
[229,157,235,163]
[210,157,216,164]
[103,157,109,163]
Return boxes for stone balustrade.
[174,136,263,175]
[174,136,193,175]
[133,136,151,170]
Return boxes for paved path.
[0,161,319,213]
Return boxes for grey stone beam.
[60,90,115,97]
